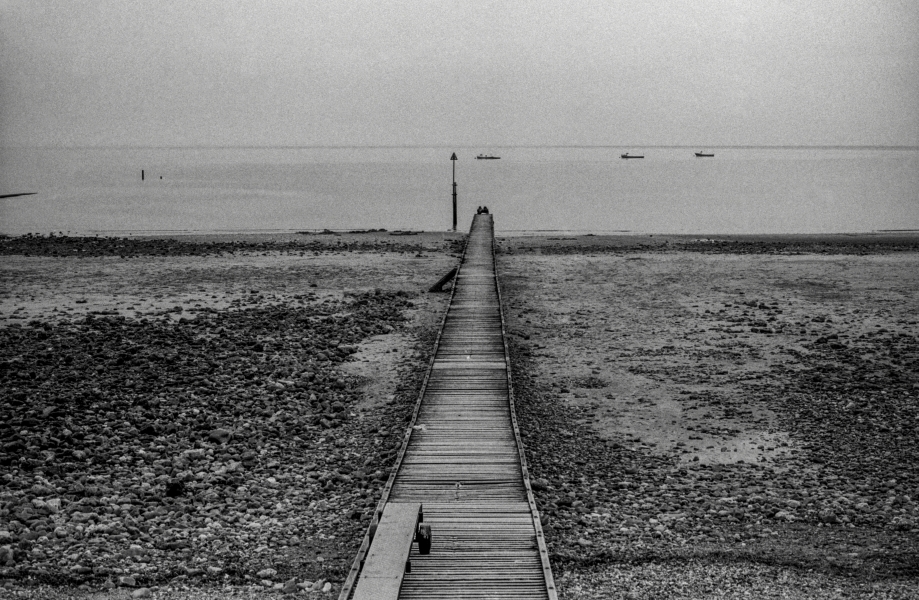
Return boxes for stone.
[118,575,137,587]
[165,480,185,498]
[819,510,839,524]
[184,448,206,460]
[282,578,298,594]
[70,511,97,523]
[208,428,233,444]
[30,484,54,496]
[44,498,61,514]
[257,568,277,579]
[531,478,549,492]
[131,588,151,599]
[0,546,15,566]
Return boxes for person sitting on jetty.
[476,206,483,214]
[481,206,489,214]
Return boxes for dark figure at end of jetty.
[476,206,483,214]
[479,206,489,214]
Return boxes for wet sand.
[498,232,919,599]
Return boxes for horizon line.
[3,144,918,151]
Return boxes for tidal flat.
[498,233,919,599]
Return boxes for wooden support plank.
[428,267,458,292]
[352,503,422,600]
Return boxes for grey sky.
[2,0,917,147]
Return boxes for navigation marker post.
[451,152,457,232]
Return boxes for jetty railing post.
[451,152,457,231]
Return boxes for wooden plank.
[352,503,421,600]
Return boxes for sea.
[1,146,917,236]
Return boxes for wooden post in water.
[450,152,457,231]
[141,169,144,181]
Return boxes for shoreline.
[4,229,919,238]
[2,230,919,259]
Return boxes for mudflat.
[497,233,919,599]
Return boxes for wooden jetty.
[341,214,557,599]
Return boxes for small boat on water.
[695,151,715,157]
[620,152,644,159]
[476,154,500,160]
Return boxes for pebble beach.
[2,231,918,599]
[0,232,459,598]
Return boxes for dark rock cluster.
[679,239,919,255]
[0,234,432,258]
[498,235,919,256]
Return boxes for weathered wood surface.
[395,215,554,599]
[351,503,422,600]
[341,214,556,600]
[428,267,459,292]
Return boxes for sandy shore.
[2,231,917,599]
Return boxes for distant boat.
[476,154,500,160]
[695,151,715,157]
[620,152,644,159]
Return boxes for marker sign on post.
[451,153,457,231]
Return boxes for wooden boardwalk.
[341,214,557,600]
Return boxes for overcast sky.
[2,0,917,147]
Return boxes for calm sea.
[1,146,917,236]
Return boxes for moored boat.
[476,154,500,160]
[620,152,644,159]
[695,151,715,157]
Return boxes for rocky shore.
[3,231,918,599]
[498,232,919,257]
[0,232,462,259]
[1,234,458,598]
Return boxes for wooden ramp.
[341,215,557,600]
